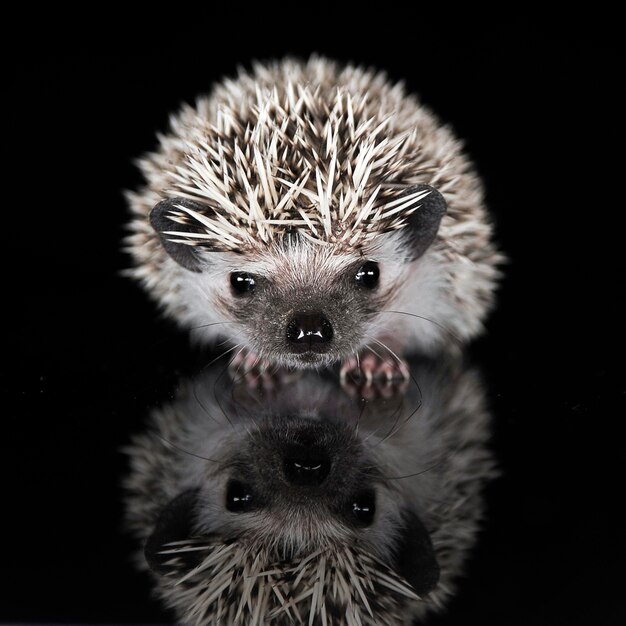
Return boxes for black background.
[5,21,625,626]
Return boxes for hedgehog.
[126,56,502,380]
[124,356,496,625]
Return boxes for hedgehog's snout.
[286,312,333,352]
[254,418,362,515]
[282,443,331,487]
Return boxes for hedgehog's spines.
[126,55,502,361]
[155,538,424,626]
[148,71,450,253]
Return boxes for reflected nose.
[286,313,334,347]
[283,445,331,487]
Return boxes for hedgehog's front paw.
[228,349,274,388]
[228,349,298,390]
[340,350,409,389]
[340,352,409,399]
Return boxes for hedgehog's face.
[148,185,447,368]
[144,417,439,600]
[215,244,402,369]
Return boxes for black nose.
[283,445,331,487]
[286,313,333,349]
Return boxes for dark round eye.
[225,480,254,512]
[355,261,379,289]
[351,489,376,525]
[230,272,256,295]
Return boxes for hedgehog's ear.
[402,184,447,260]
[394,510,440,595]
[150,198,214,272]
[144,489,201,575]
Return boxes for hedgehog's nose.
[286,313,333,350]
[283,445,331,487]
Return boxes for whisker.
[353,393,367,438]
[364,343,384,361]
[366,336,403,367]
[156,434,218,463]
[375,388,422,446]
[227,365,265,437]
[189,320,243,332]
[363,400,406,445]
[190,344,243,428]
[357,335,425,447]
[229,355,261,384]
[353,342,404,444]
[215,336,234,348]
[342,338,412,442]
[210,354,239,429]
[378,310,462,344]
[188,319,243,345]
[382,455,448,481]
[229,345,248,380]
[201,342,243,371]
[193,343,246,429]
[251,354,262,372]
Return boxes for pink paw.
[340,351,409,398]
[228,350,275,388]
[228,349,298,390]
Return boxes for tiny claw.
[341,351,409,384]
[228,349,299,392]
[228,349,272,387]
[340,355,359,384]
[340,348,409,398]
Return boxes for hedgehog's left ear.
[401,184,447,260]
[394,510,440,595]
[150,198,216,273]
[144,489,201,575]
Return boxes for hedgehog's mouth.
[292,352,330,364]
[283,351,336,368]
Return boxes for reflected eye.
[352,489,376,525]
[355,262,379,289]
[230,272,256,295]
[226,480,254,512]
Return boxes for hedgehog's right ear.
[150,198,215,272]
[394,510,440,596]
[402,184,448,260]
[144,489,201,575]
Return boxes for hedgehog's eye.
[230,272,256,295]
[226,480,255,512]
[355,262,379,289]
[351,489,376,525]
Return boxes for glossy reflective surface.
[123,357,494,624]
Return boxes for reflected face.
[141,416,439,625]
[196,418,394,556]
[125,359,494,625]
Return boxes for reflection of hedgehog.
[126,57,502,380]
[124,358,496,625]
